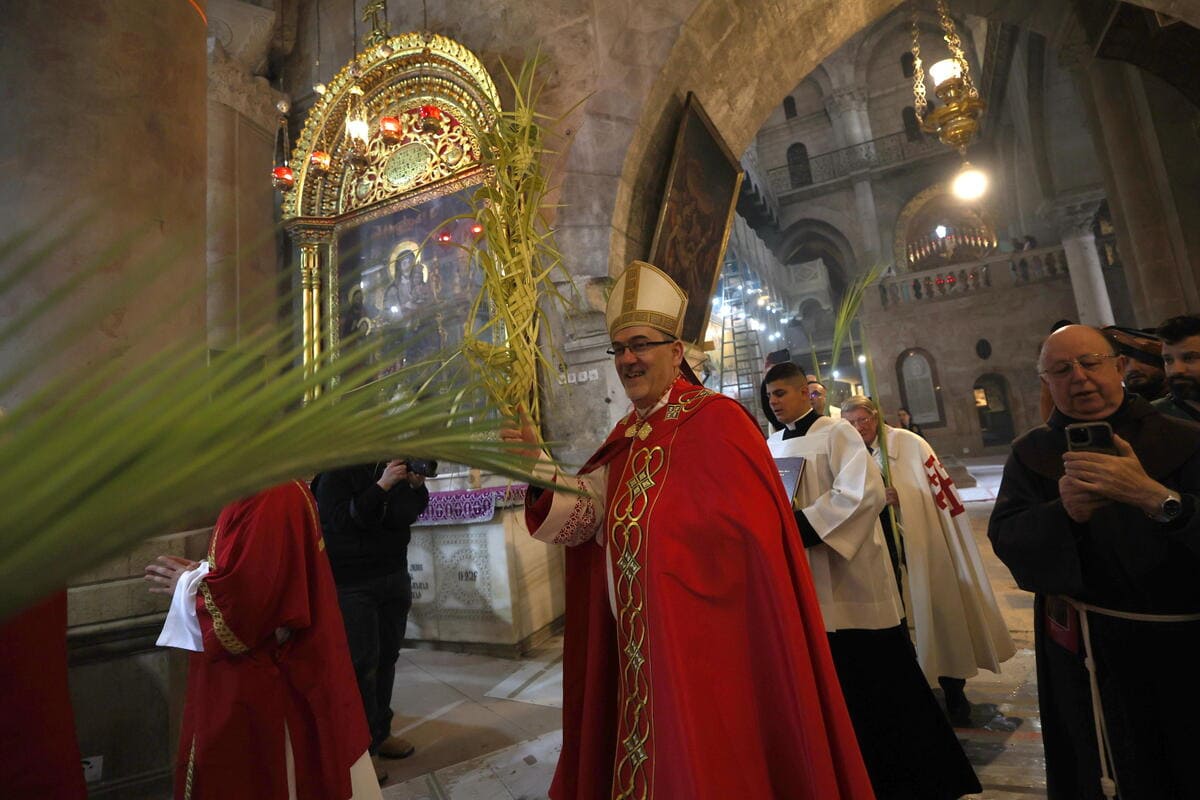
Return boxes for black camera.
[404,458,439,477]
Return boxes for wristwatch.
[1150,491,1183,523]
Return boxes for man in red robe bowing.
[501,260,874,800]
[146,481,379,800]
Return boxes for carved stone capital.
[824,87,869,116]
[207,0,277,75]
[1056,200,1103,239]
[207,0,283,132]
[208,40,285,134]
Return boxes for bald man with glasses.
[989,324,1200,800]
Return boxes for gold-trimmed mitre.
[606,260,688,339]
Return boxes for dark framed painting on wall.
[649,91,744,343]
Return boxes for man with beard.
[1103,325,1167,401]
[990,324,1200,799]
[1154,315,1200,423]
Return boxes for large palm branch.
[0,223,547,620]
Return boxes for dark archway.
[974,372,1016,446]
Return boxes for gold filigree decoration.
[336,106,478,214]
[200,515,250,656]
[610,444,667,800]
[284,32,500,220]
[200,581,250,655]
[184,736,196,800]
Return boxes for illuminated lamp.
[271,165,295,189]
[379,116,403,143]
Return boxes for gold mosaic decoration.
[283,32,500,221]
[336,105,479,214]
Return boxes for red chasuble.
[0,592,87,799]
[176,481,369,800]
[530,377,875,800]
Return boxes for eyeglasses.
[606,340,674,357]
[1039,353,1119,379]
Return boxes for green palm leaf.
[0,227,552,621]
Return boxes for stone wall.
[860,268,1080,456]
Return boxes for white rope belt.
[1058,596,1200,799]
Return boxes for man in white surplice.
[764,362,981,800]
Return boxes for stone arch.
[779,217,859,302]
[543,0,1200,289]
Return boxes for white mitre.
[606,260,688,339]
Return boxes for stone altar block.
[405,485,566,653]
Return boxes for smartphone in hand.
[1065,421,1119,455]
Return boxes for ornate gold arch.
[283,31,500,221]
[281,31,500,394]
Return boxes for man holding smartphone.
[989,324,1200,800]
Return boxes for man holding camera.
[989,324,1200,799]
[313,458,431,780]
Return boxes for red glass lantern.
[470,223,483,236]
[419,104,444,133]
[309,150,331,172]
[437,230,453,244]
[271,165,295,189]
[379,116,403,143]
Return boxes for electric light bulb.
[952,164,988,200]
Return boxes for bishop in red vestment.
[151,481,372,799]
[504,261,874,800]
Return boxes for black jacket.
[313,463,430,583]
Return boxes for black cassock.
[989,395,1200,800]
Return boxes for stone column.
[1083,59,1190,325]
[0,3,209,795]
[0,1,209,406]
[207,0,285,353]
[825,88,883,266]
[1057,201,1115,327]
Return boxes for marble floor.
[378,463,1044,799]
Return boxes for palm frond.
[446,52,582,428]
[830,262,885,378]
[0,227,558,621]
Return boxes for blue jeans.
[336,570,412,752]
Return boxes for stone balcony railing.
[875,245,1070,309]
[768,130,946,195]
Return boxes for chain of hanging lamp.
[937,0,978,98]
[910,3,928,118]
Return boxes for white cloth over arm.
[156,562,210,652]
[769,417,901,631]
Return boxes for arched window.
[896,348,944,427]
[787,142,812,188]
[783,96,797,119]
[902,106,922,142]
[901,52,916,79]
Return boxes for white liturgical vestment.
[768,415,903,632]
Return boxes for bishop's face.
[611,325,683,410]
